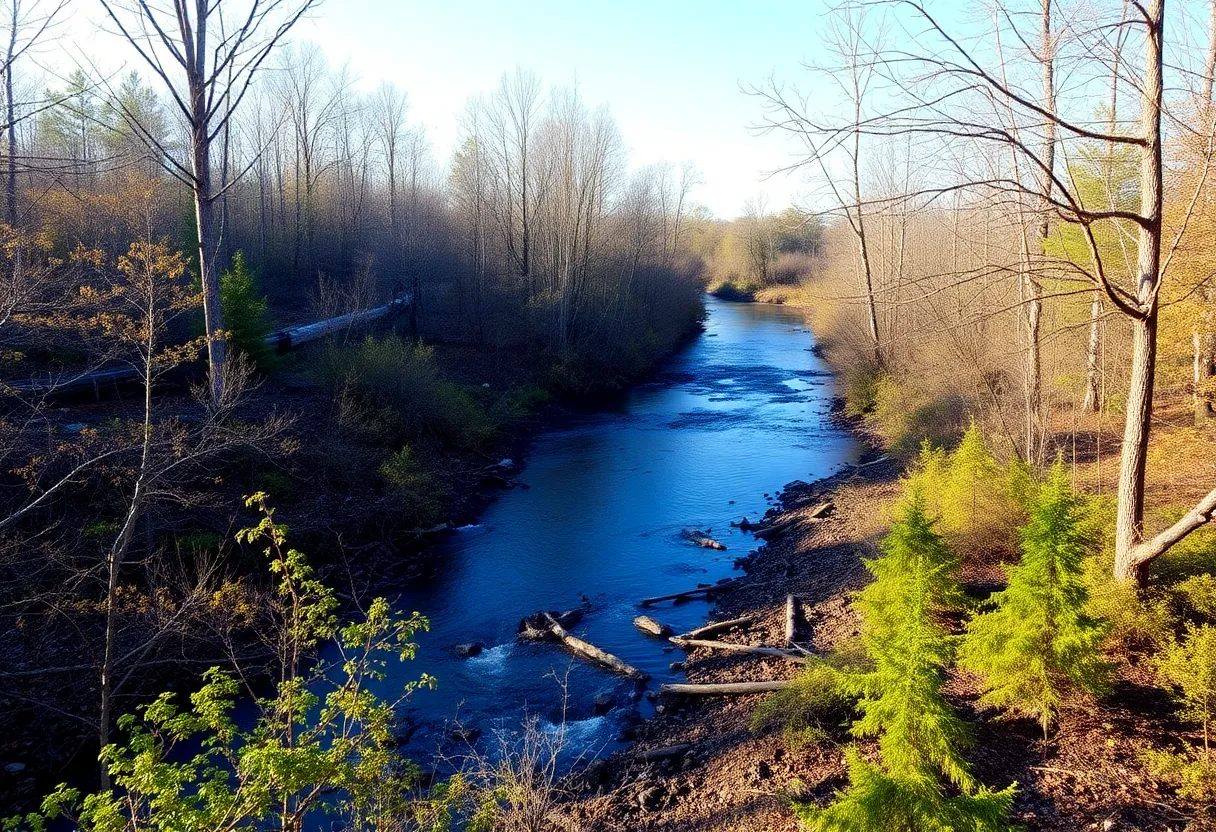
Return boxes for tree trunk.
[191,126,226,404]
[1113,0,1164,585]
[5,1,17,227]
[1082,292,1102,413]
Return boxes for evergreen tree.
[220,251,276,370]
[959,462,1110,739]
[796,490,1016,832]
[937,422,1025,562]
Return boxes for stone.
[453,642,484,658]
[638,784,665,811]
[592,692,615,715]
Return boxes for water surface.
[387,297,859,755]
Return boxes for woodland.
[0,0,1215,831]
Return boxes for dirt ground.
[558,438,1207,832]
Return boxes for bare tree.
[95,0,317,404]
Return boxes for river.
[383,296,859,761]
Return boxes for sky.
[287,0,838,219]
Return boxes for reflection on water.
[359,297,858,759]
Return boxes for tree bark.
[1114,0,1164,585]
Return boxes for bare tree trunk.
[4,0,17,227]
[1114,0,1164,586]
[1082,293,1106,406]
[191,118,226,404]
[1025,0,1055,465]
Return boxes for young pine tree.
[796,489,1016,832]
[220,250,276,370]
[937,422,1025,563]
[1144,624,1216,799]
[959,462,1109,739]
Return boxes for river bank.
[555,373,1203,830]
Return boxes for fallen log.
[640,581,734,607]
[678,615,757,641]
[681,529,726,550]
[669,637,808,664]
[660,680,791,696]
[639,743,692,762]
[846,455,890,469]
[754,517,799,540]
[543,613,649,681]
[785,595,798,645]
[633,615,673,637]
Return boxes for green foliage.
[1175,574,1216,621]
[219,251,277,370]
[909,426,1031,565]
[1145,624,1216,800]
[843,368,883,418]
[958,463,1110,737]
[8,495,452,832]
[752,659,853,749]
[796,490,1016,831]
[1160,624,1216,754]
[870,377,963,457]
[379,445,446,525]
[326,334,497,450]
[1143,747,1216,801]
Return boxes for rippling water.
[371,297,859,759]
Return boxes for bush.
[379,445,446,525]
[959,462,1110,737]
[752,659,853,749]
[324,334,497,450]
[871,375,964,456]
[220,250,276,370]
[1146,624,1216,799]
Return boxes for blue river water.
[371,296,859,760]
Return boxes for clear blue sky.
[294,0,838,218]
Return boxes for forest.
[0,0,1215,831]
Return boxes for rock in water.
[633,615,673,637]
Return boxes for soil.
[558,420,1207,832]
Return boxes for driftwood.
[681,529,726,550]
[639,744,692,762]
[640,581,734,607]
[660,680,791,696]
[518,608,584,640]
[785,595,798,645]
[669,637,808,664]
[633,615,673,637]
[846,455,890,469]
[543,613,649,681]
[754,517,800,540]
[678,615,756,641]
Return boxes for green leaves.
[796,487,1016,831]
[9,497,447,832]
[959,462,1110,737]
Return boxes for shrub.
[1146,624,1216,799]
[219,250,276,370]
[958,462,1110,738]
[752,659,853,749]
[9,495,451,832]
[379,445,446,525]
[324,334,497,450]
[796,488,1016,831]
